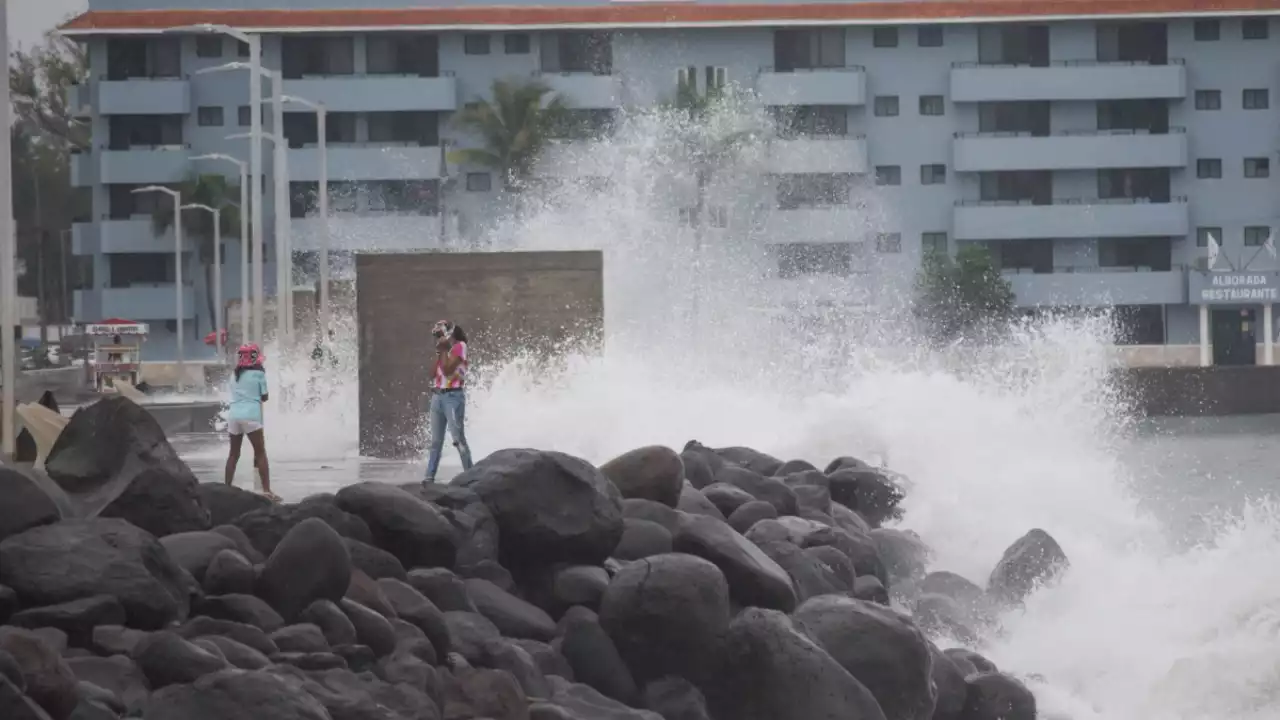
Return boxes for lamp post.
[132,186,186,392]
[181,204,223,360]
[203,62,292,348]
[192,154,250,345]
[1,0,15,457]
[171,25,265,345]
[280,94,330,340]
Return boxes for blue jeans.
[425,390,474,481]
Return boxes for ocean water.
[183,95,1280,720]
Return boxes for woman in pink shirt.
[424,320,475,483]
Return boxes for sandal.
[261,491,282,503]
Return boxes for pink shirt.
[433,342,467,389]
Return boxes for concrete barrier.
[1112,365,1280,416]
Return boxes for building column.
[1199,304,1211,367]
[1265,303,1274,366]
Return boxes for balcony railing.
[955,196,1189,207]
[951,58,1186,68]
[758,64,867,74]
[953,127,1186,139]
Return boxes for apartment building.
[62,1,1280,360]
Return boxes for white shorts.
[227,420,263,436]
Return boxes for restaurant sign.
[1189,271,1280,304]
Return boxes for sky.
[10,0,88,51]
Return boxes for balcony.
[97,218,190,254]
[97,285,196,320]
[98,146,191,184]
[96,77,191,115]
[70,151,94,187]
[291,213,443,252]
[71,223,98,255]
[952,197,1189,240]
[756,66,868,106]
[767,136,869,175]
[288,144,442,182]
[953,129,1188,172]
[66,84,92,116]
[283,74,457,113]
[950,60,1186,102]
[534,139,618,177]
[759,206,865,244]
[1004,267,1187,306]
[539,72,621,109]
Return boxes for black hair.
[234,364,264,381]
[451,325,468,343]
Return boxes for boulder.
[377,578,451,659]
[852,576,890,605]
[0,627,79,720]
[176,617,278,657]
[201,550,255,597]
[0,518,191,630]
[929,643,968,720]
[945,648,997,674]
[826,470,903,528]
[803,545,856,592]
[196,594,284,633]
[298,599,358,648]
[88,627,147,658]
[699,483,756,518]
[963,672,1036,720]
[558,606,637,705]
[455,449,624,570]
[408,482,501,570]
[338,599,397,657]
[987,529,1069,605]
[44,397,210,537]
[195,484,272,527]
[599,446,685,508]
[334,482,459,570]
[64,655,148,713]
[824,456,873,474]
[342,538,407,581]
[548,565,610,612]
[0,467,61,543]
[510,639,574,682]
[672,514,797,612]
[752,540,845,602]
[230,495,373,557]
[209,525,263,564]
[132,631,228,689]
[443,611,502,666]
[713,466,797,516]
[870,528,930,584]
[269,664,440,720]
[10,596,126,648]
[532,675,663,720]
[726,501,776,535]
[0,584,16,623]
[159,532,238,582]
[675,484,725,521]
[193,636,269,670]
[345,569,397,620]
[678,444,721,488]
[464,578,557,641]
[705,445,783,476]
[642,676,711,720]
[598,553,730,687]
[613,519,673,561]
[407,568,477,613]
[0,674,53,720]
[621,500,681,533]
[255,517,351,621]
[142,668,331,720]
[793,595,935,720]
[439,666,526,720]
[701,608,886,720]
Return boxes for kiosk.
[1188,271,1280,366]
[86,318,149,392]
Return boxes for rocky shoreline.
[0,396,1067,720]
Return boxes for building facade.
[62,1,1280,360]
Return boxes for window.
[1244,89,1270,110]
[1194,19,1220,40]
[366,180,440,215]
[1196,226,1222,247]
[873,27,899,48]
[1245,226,1272,247]
[920,164,947,185]
[875,233,902,253]
[874,95,899,117]
[772,105,847,137]
[197,106,223,127]
[466,172,492,192]
[918,25,944,47]
[919,95,945,116]
[367,35,439,76]
[1097,99,1169,133]
[195,36,222,58]
[1245,157,1270,178]
[237,40,250,58]
[1243,18,1270,40]
[773,28,846,70]
[1194,90,1221,110]
[875,166,901,186]
[542,31,613,74]
[773,242,855,278]
[1098,168,1171,202]
[1096,22,1168,65]
[978,24,1050,66]
[237,105,251,127]
[504,33,531,54]
[281,36,355,78]
[980,101,1050,135]
[1197,158,1223,179]
[368,111,439,146]
[922,232,948,255]
[776,174,852,209]
[463,34,490,55]
[1099,238,1172,272]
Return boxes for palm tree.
[149,173,241,338]
[447,78,568,193]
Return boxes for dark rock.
[345,569,397,620]
[748,518,886,586]
[793,594,935,720]
[701,608,886,720]
[338,599,397,657]
[159,532,237,582]
[922,571,986,605]
[913,593,978,643]
[332,644,376,673]
[334,482,459,570]
[88,628,145,658]
[642,676,711,720]
[342,538,407,581]
[532,675,664,720]
[195,484,271,527]
[270,652,348,671]
[406,567,476,613]
[713,466,797,516]
[598,553,730,688]
[622,499,681,534]
[963,672,1036,720]
[270,664,440,720]
[672,514,796,612]
[0,674,54,720]
[464,578,557,640]
[443,611,502,666]
[599,446,685,508]
[675,484,724,521]
[454,448,625,570]
[613,519,673,561]
[775,459,818,476]
[0,627,79,720]
[176,618,277,657]
[375,644,434,688]
[726,501,776,534]
[700,483,756,517]
[141,668,331,720]
[231,495,372,558]
[484,638,548,699]
[0,467,61,543]
[753,540,844,602]
[460,559,516,592]
[707,445,783,476]
[826,469,904,528]
[550,565,609,611]
[0,648,23,690]
[200,550,255,596]
[559,606,637,705]
[196,594,284,633]
[67,698,116,720]
[439,666,526,720]
[825,456,873,474]
[269,625,329,654]
[256,517,351,622]
[131,631,227,689]
[10,596,126,648]
[192,635,269,670]
[377,578,451,660]
[390,618,426,645]
[298,599,357,648]
[408,482,501,570]
[988,529,1069,605]
[0,585,16,623]
[511,639,574,682]
[870,528,930,584]
[803,545,856,592]
[0,519,191,630]
[209,525,263,564]
[852,576,890,605]
[677,446,717,489]
[792,484,833,519]
[30,629,67,655]
[64,656,147,714]
[944,648,997,674]
[830,502,873,536]
[929,643,968,720]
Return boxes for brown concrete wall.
[1112,365,1280,417]
[357,251,604,459]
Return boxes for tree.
[914,244,1016,343]
[10,31,90,152]
[447,79,568,192]
[149,174,242,336]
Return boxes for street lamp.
[1,0,15,457]
[180,203,223,360]
[280,94,331,340]
[169,25,265,347]
[192,154,251,345]
[202,62,293,348]
[131,186,186,393]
